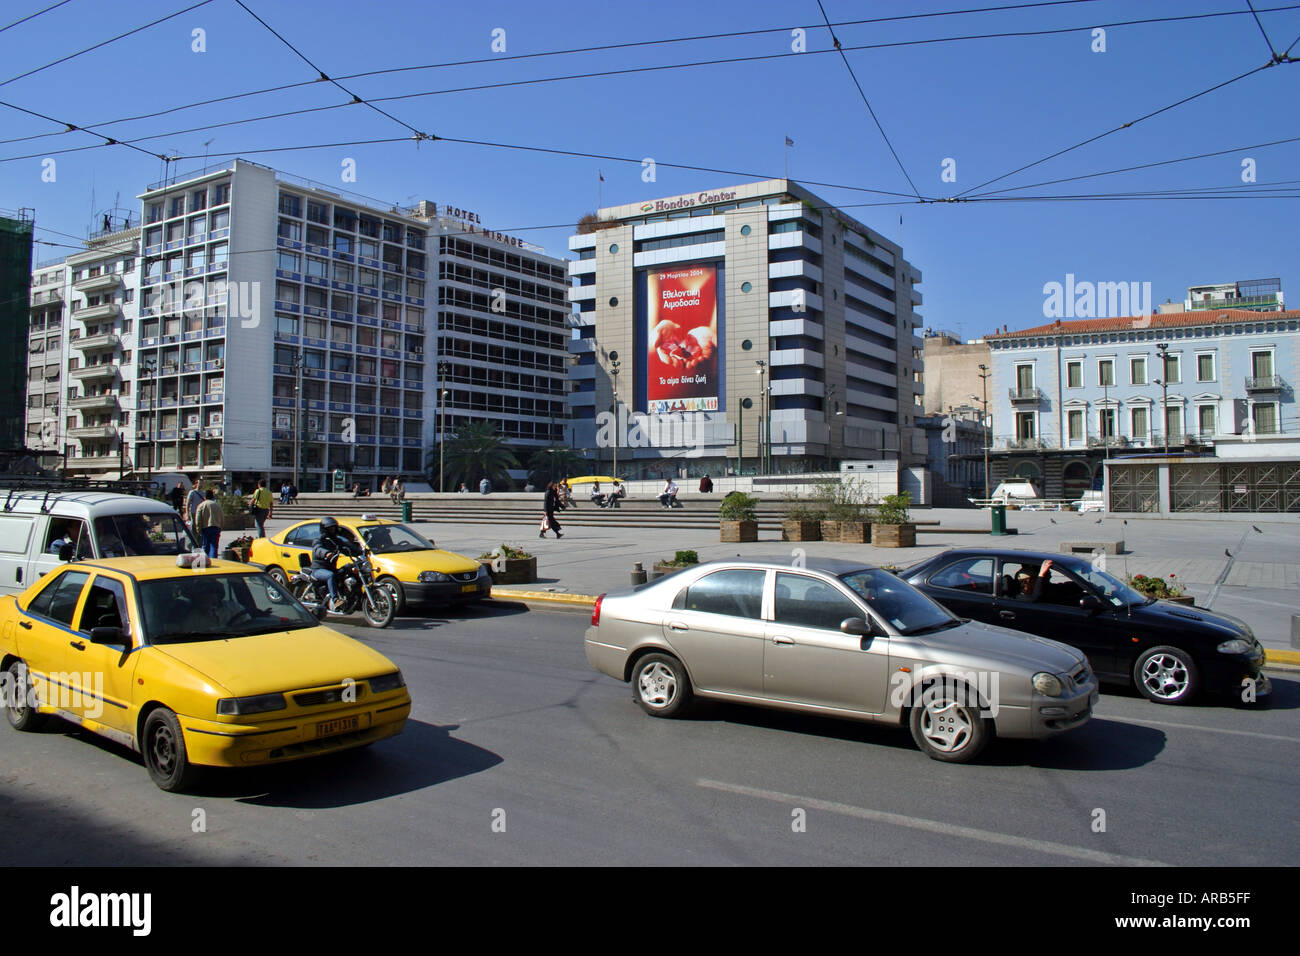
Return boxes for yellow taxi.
[0,556,410,792]
[249,516,490,614]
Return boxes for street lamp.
[977,363,990,498]
[610,355,621,478]
[755,360,767,476]
[140,356,158,478]
[437,360,450,493]
[738,396,752,475]
[292,348,305,492]
[1155,342,1170,456]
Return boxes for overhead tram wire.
[0,0,72,35]
[1245,0,1281,58]
[0,0,215,89]
[954,58,1295,198]
[816,0,921,199]
[0,98,170,163]
[0,1,1106,146]
[2,4,1293,152]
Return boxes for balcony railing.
[74,302,121,324]
[71,332,119,351]
[1189,294,1280,311]
[68,393,119,410]
[68,425,119,440]
[1007,386,1042,404]
[73,272,122,294]
[1245,375,1283,393]
[998,436,1057,451]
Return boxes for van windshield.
[94,513,197,557]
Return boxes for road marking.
[1105,714,1300,744]
[697,778,1170,866]
[1208,591,1300,610]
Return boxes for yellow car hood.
[374,548,482,578]
[151,626,398,697]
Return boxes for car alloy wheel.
[266,566,289,588]
[1134,646,1199,704]
[632,653,692,718]
[909,681,989,763]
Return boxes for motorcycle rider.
[310,516,350,611]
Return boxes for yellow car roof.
[62,556,256,582]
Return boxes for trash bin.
[990,503,1007,535]
[401,501,412,523]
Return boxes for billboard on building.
[641,264,721,413]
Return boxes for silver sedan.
[585,557,1097,763]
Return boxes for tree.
[527,447,587,488]
[432,421,520,490]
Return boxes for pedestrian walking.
[186,479,205,531]
[248,479,274,538]
[541,482,564,539]
[194,489,224,559]
[390,477,405,505]
[381,476,393,498]
[479,476,491,494]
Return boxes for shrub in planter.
[781,494,825,542]
[477,542,537,585]
[653,549,700,576]
[871,492,916,547]
[814,477,874,543]
[1128,573,1192,604]
[216,492,253,530]
[719,492,759,543]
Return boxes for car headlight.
[217,693,286,716]
[418,571,451,583]
[368,671,405,693]
[476,564,490,578]
[1217,638,1253,655]
[1032,673,1064,697]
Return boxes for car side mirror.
[840,617,872,636]
[1080,594,1103,612]
[58,544,74,562]
[89,625,124,645]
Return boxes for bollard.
[401,501,412,522]
[1292,614,1300,650]
[990,503,1007,535]
[630,561,648,586]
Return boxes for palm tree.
[527,447,587,488]
[434,421,520,491]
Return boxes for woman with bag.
[540,482,564,539]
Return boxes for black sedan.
[901,549,1270,705]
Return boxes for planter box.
[1161,594,1195,606]
[653,561,697,576]
[872,523,917,548]
[720,519,758,543]
[781,520,822,542]
[820,520,841,541]
[837,520,871,544]
[220,513,252,531]
[481,556,537,585]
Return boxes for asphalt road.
[2,602,1296,866]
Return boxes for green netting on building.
[0,210,34,451]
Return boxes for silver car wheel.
[1140,653,1190,700]
[638,662,677,709]
[918,698,974,753]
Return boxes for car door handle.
[18,620,31,630]
[69,640,85,651]
[667,621,689,631]
[771,635,795,645]
[999,610,1016,620]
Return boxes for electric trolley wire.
[1245,0,1281,57]
[0,0,215,89]
[0,97,171,162]
[815,0,921,199]
[0,0,72,35]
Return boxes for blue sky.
[2,0,1297,338]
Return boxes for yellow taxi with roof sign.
[248,515,491,614]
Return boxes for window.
[307,201,329,225]
[211,183,230,205]
[188,216,205,239]
[1097,359,1115,388]
[278,219,302,241]
[1068,409,1083,441]
[334,234,353,254]
[1196,353,1215,382]
[191,189,206,212]
[1099,407,1116,438]
[1130,356,1146,385]
[279,193,302,217]
[1165,405,1182,438]
[926,558,994,595]
[1131,406,1148,437]
[27,569,91,624]
[77,576,129,640]
[209,209,229,232]
[1015,412,1036,440]
[169,197,185,218]
[671,569,765,619]
[771,572,865,629]
[1250,350,1274,379]
[1198,404,1216,436]
[1066,361,1082,388]
[1252,403,1278,435]
[306,257,329,279]
[1015,364,1034,390]
[1162,354,1181,384]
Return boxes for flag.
[784,136,794,147]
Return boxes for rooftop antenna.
[202,138,214,169]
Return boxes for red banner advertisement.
[646,265,719,413]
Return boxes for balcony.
[1190,294,1280,311]
[30,289,62,305]
[1086,435,1130,449]
[1245,375,1284,394]
[1008,386,1043,405]
[998,436,1056,451]
[67,424,119,440]
[72,332,119,351]
[66,455,118,469]
[68,393,119,410]
[70,363,119,382]
[75,302,120,324]
[73,272,121,294]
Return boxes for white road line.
[1105,714,1300,744]
[697,779,1171,867]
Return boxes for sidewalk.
[253,508,1300,657]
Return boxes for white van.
[0,488,197,595]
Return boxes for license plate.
[461,583,478,593]
[315,716,359,738]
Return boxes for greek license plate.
[461,584,478,593]
[315,716,359,738]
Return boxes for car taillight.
[591,593,604,626]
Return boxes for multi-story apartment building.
[1185,277,1284,314]
[2,209,35,453]
[125,159,566,489]
[919,329,990,416]
[566,179,925,477]
[25,223,140,475]
[985,309,1300,500]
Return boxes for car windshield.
[839,568,957,636]
[95,512,197,557]
[141,573,318,644]
[358,524,435,553]
[1068,562,1150,607]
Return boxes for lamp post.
[610,355,621,478]
[140,356,157,479]
[1155,342,1169,456]
[292,348,305,491]
[437,360,450,493]
[977,363,990,498]
[738,396,752,476]
[755,360,767,476]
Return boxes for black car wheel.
[1133,645,1199,704]
[142,708,198,792]
[5,659,42,732]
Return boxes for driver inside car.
[178,579,246,632]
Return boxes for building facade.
[566,179,925,478]
[919,329,990,415]
[985,309,1300,499]
[916,407,987,506]
[2,209,35,453]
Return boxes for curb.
[489,587,599,607]
[1265,649,1300,668]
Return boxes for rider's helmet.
[320,516,340,537]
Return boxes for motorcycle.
[290,542,396,628]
